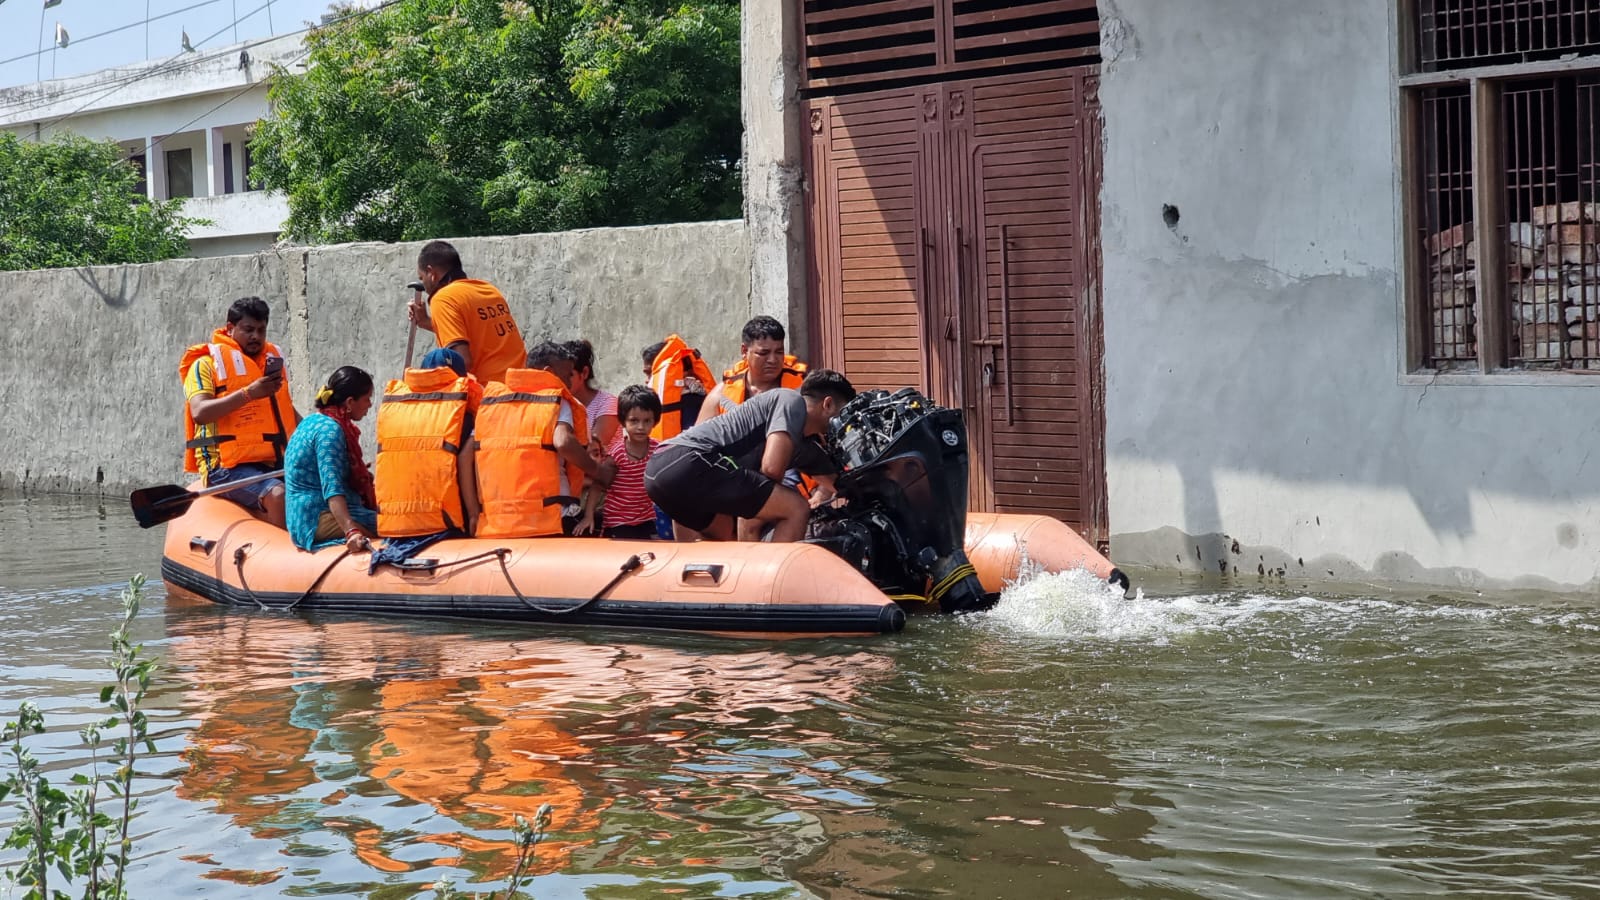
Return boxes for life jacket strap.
[381,391,471,403]
[481,393,561,406]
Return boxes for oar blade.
[129,484,194,529]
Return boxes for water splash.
[982,567,1215,643]
[979,569,1566,644]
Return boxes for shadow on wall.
[1107,253,1600,580]
[75,265,135,308]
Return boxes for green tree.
[0,135,197,271]
[250,0,741,244]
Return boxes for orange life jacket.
[474,369,589,539]
[716,355,808,415]
[718,355,817,496]
[648,334,716,440]
[375,367,477,538]
[180,329,296,475]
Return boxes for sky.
[0,0,346,88]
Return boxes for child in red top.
[577,385,661,539]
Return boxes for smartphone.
[263,356,283,378]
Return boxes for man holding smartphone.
[180,296,300,528]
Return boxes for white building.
[0,33,301,257]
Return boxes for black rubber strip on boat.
[162,558,906,635]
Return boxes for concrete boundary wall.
[1,221,751,495]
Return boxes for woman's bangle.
[345,527,363,539]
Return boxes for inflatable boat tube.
[966,513,1130,596]
[162,497,907,637]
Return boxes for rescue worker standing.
[473,342,616,538]
[374,348,483,538]
[181,296,298,528]
[698,316,808,422]
[406,241,525,385]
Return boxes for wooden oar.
[405,279,424,369]
[129,469,284,529]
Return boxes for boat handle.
[682,563,725,585]
[189,536,216,555]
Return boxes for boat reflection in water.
[162,595,896,892]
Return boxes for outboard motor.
[808,388,993,613]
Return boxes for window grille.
[1499,76,1600,368]
[1417,0,1600,72]
[1420,87,1477,366]
[1402,1,1600,377]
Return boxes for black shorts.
[603,522,657,540]
[645,444,777,533]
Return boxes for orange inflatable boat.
[158,500,1119,637]
[157,388,1125,637]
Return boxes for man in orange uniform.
[698,316,809,422]
[180,296,299,528]
[406,241,525,385]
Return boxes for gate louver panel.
[804,0,939,89]
[803,0,1098,93]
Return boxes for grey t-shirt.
[666,388,832,473]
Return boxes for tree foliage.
[251,0,742,244]
[0,135,196,272]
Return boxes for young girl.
[577,385,661,539]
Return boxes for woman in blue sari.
[284,366,378,552]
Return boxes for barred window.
[1403,1,1600,375]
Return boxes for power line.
[8,0,403,129]
[24,0,289,132]
[0,0,229,68]
[142,42,308,161]
[0,29,276,118]
[51,0,406,197]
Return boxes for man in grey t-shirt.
[645,370,856,542]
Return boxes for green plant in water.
[0,574,158,900]
[502,802,554,899]
[431,801,553,900]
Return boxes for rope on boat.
[234,544,354,612]
[495,549,654,616]
[230,542,651,616]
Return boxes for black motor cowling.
[807,388,992,613]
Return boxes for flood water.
[3,492,1600,898]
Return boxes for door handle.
[983,362,996,387]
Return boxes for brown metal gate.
[802,1,1107,544]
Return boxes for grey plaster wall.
[0,221,749,495]
[742,0,810,358]
[1099,0,1600,589]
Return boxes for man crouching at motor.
[645,369,855,543]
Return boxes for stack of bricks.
[1515,202,1599,365]
[1426,222,1475,360]
[1427,203,1600,367]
